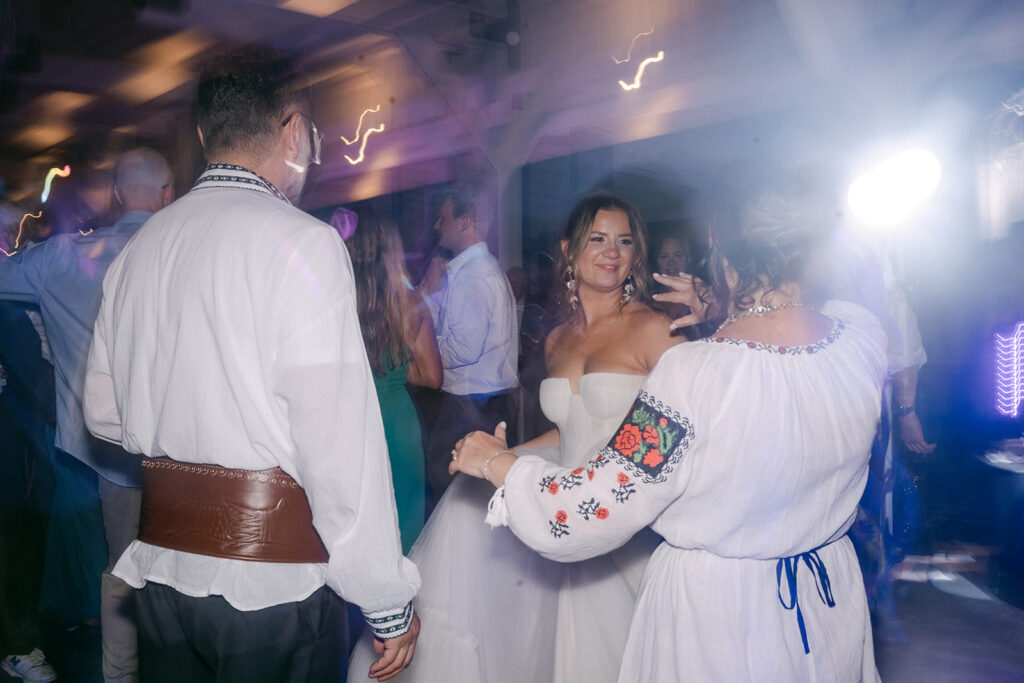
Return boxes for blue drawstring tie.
[776,549,836,654]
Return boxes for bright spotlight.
[847,148,941,227]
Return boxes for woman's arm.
[405,290,443,389]
[453,374,698,563]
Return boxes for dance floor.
[5,570,1023,682]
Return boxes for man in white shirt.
[84,48,419,683]
[420,186,518,504]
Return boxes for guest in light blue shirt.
[420,185,518,504]
[0,148,174,683]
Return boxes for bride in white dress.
[349,192,682,682]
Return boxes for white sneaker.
[1,648,57,682]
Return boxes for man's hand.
[368,613,420,681]
[898,413,936,454]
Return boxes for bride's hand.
[652,272,711,329]
[449,422,508,478]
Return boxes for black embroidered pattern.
[577,498,601,520]
[539,474,559,495]
[559,468,585,491]
[612,473,637,503]
[549,510,570,538]
[192,163,291,204]
[603,390,693,484]
[702,319,845,356]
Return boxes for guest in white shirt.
[83,47,420,683]
[419,186,518,505]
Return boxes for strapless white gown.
[348,372,657,683]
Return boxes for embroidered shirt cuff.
[363,601,415,640]
[485,485,510,528]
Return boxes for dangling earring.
[622,272,636,302]
[564,263,579,310]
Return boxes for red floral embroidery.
[572,467,585,476]
[616,472,630,485]
[587,470,595,480]
[658,417,668,427]
[642,449,663,467]
[615,424,643,457]
[747,342,757,349]
[555,510,568,524]
[595,507,610,520]
[643,425,660,445]
[548,481,560,495]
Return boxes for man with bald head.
[0,147,174,683]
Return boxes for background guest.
[349,209,442,553]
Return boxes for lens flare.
[618,51,665,92]
[847,149,941,227]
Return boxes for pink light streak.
[995,322,1024,417]
[41,165,71,203]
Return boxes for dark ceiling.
[3,0,1024,214]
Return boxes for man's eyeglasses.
[281,111,324,166]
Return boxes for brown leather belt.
[138,457,329,563]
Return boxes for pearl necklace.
[713,302,806,336]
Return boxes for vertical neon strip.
[995,322,1024,417]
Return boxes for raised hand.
[651,272,711,330]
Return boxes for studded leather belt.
[138,457,329,563]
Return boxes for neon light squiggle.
[995,322,1024,417]
[344,124,385,165]
[41,165,71,203]
[341,105,382,145]
[1,211,43,257]
[618,51,664,91]
[613,28,654,64]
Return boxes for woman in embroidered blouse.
[453,193,887,682]
[347,192,681,683]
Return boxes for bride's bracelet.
[483,449,514,484]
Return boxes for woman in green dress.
[348,211,442,553]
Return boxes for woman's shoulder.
[625,301,673,328]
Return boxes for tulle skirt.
[348,460,659,683]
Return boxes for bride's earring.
[622,272,636,302]
[564,263,579,310]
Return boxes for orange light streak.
[341,105,382,145]
[344,124,386,165]
[613,28,654,64]
[618,51,664,91]
[2,211,43,257]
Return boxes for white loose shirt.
[84,165,419,637]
